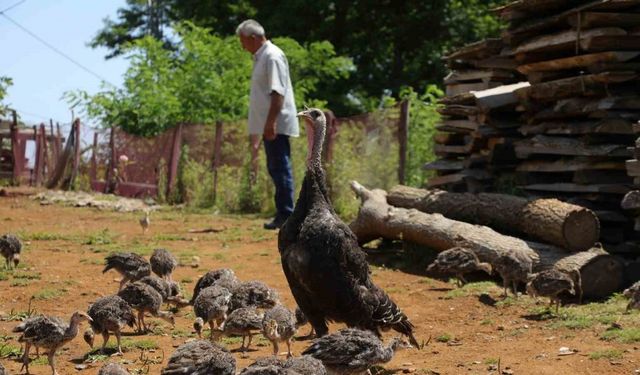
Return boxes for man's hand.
[263,123,277,141]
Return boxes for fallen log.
[349,182,623,300]
[385,185,600,252]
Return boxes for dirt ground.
[0,190,638,375]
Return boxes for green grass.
[444,281,499,299]
[10,279,30,287]
[435,333,452,343]
[18,231,72,241]
[221,336,244,345]
[601,328,640,343]
[547,294,629,331]
[484,358,499,365]
[0,343,21,358]
[0,271,9,281]
[153,234,188,241]
[84,229,115,245]
[79,258,104,265]
[13,271,41,280]
[30,357,49,365]
[211,253,227,261]
[105,338,160,351]
[480,319,494,325]
[181,277,193,284]
[588,349,623,360]
[33,288,66,300]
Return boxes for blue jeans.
[264,134,294,219]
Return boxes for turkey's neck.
[64,317,81,340]
[307,118,326,172]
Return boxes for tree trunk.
[349,182,623,299]
[386,185,600,251]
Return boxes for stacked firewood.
[429,0,640,249]
[500,0,640,245]
[428,39,526,192]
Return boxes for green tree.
[90,1,506,115]
[0,76,13,116]
[68,22,352,135]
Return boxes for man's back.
[249,41,299,137]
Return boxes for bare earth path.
[0,192,637,374]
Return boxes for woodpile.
[429,39,527,192]
[429,0,640,251]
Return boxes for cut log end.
[577,255,624,300]
[562,209,601,252]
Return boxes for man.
[236,19,299,230]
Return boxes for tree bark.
[349,182,623,299]
[386,185,600,251]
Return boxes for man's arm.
[263,91,284,141]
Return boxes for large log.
[386,185,600,252]
[349,182,624,300]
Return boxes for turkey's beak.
[297,110,313,122]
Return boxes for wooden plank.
[517,51,640,74]
[444,69,514,84]
[422,159,465,171]
[502,0,628,44]
[437,105,480,117]
[521,72,638,102]
[625,159,640,176]
[517,158,626,172]
[497,0,576,21]
[514,28,627,55]
[588,62,640,73]
[514,135,631,158]
[533,96,640,120]
[436,119,479,132]
[568,12,640,28]
[523,183,632,194]
[520,119,634,135]
[434,132,468,145]
[427,169,491,187]
[444,38,503,61]
[581,35,640,52]
[474,82,531,110]
[473,57,519,70]
[446,81,501,97]
[435,143,474,155]
[573,169,632,184]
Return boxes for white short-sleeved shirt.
[248,41,299,137]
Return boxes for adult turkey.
[278,108,419,347]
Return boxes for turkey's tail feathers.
[372,289,420,348]
[392,319,419,348]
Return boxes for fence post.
[49,120,57,162]
[398,100,409,185]
[212,121,223,203]
[32,125,39,186]
[105,126,116,193]
[41,124,49,182]
[322,110,337,164]
[56,122,62,159]
[167,123,183,199]
[69,119,81,189]
[10,110,20,184]
[91,132,98,184]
